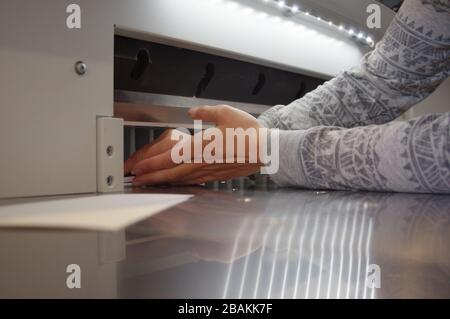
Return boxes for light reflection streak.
[280,213,300,299]
[326,213,340,299]
[369,219,375,299]
[304,212,320,299]
[363,217,374,299]
[220,195,377,299]
[354,211,367,299]
[316,213,330,299]
[222,217,250,299]
[345,210,359,299]
[336,210,350,299]
[267,214,289,298]
[238,217,262,299]
[293,213,311,299]
[252,221,275,299]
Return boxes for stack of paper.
[0,193,191,231]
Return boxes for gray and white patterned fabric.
[258,0,450,193]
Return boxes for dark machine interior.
[114,35,324,105]
[113,35,325,179]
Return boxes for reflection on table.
[120,188,450,299]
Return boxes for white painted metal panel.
[0,0,374,198]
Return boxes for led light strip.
[261,0,375,47]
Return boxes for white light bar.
[259,0,375,47]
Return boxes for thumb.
[188,105,227,124]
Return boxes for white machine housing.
[0,0,397,199]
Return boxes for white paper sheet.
[0,193,191,231]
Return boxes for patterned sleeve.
[258,0,450,130]
[273,113,450,193]
[267,0,450,193]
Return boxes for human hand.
[125,105,268,186]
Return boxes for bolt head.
[75,61,87,75]
[106,145,114,157]
[106,175,114,187]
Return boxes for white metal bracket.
[97,117,124,193]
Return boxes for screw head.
[75,61,87,75]
[106,175,114,187]
[106,145,114,157]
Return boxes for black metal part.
[130,48,152,81]
[252,72,266,96]
[294,81,307,100]
[115,35,325,106]
[195,63,215,98]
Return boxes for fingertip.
[188,106,200,118]
[132,178,142,187]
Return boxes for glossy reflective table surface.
[1,187,449,298]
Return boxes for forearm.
[271,113,450,193]
[259,0,450,130]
